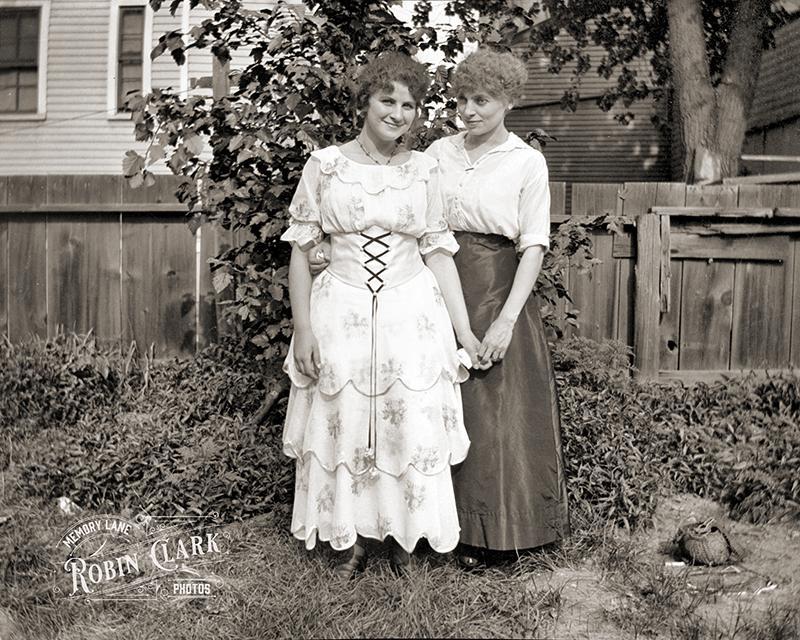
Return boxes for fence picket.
[7,177,47,340]
[1,177,798,377]
[734,185,800,368]
[569,183,621,341]
[46,177,122,345]
[0,177,7,337]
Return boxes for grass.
[2,334,800,638]
[2,493,799,639]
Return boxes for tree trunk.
[714,0,770,177]
[667,0,771,181]
[667,0,716,181]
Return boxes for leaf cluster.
[6,334,798,534]
[126,0,618,357]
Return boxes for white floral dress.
[280,146,470,554]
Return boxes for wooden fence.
[1,176,799,381]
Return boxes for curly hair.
[353,52,431,110]
[451,48,528,102]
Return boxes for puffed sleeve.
[419,162,459,256]
[279,155,325,250]
[517,152,551,252]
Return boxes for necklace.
[356,136,398,165]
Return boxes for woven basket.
[674,518,739,566]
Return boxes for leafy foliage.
[127,0,617,357]
[5,334,798,531]
[554,337,800,530]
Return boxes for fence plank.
[654,183,686,371]
[546,182,568,339]
[685,184,738,208]
[121,214,196,358]
[47,214,122,344]
[793,240,800,367]
[198,223,235,348]
[671,233,789,260]
[569,183,621,340]
[634,212,661,378]
[660,261,683,370]
[735,184,800,368]
[46,177,122,343]
[0,176,7,337]
[619,183,659,347]
[679,261,734,369]
[7,177,48,340]
[731,259,792,368]
[121,175,186,205]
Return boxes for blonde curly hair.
[451,48,528,102]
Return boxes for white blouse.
[425,132,551,252]
[280,146,458,256]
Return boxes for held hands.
[308,239,331,276]
[477,316,515,366]
[458,330,485,371]
[293,326,321,379]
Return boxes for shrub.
[8,335,292,521]
[0,334,121,450]
[554,337,664,532]
[5,334,799,530]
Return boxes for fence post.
[212,56,230,100]
[634,211,662,379]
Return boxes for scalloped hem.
[292,524,459,554]
[283,361,470,393]
[283,445,469,478]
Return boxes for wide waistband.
[327,227,424,292]
[453,230,515,251]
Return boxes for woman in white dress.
[281,52,480,578]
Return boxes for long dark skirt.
[452,231,569,551]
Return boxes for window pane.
[0,86,16,111]
[0,16,17,62]
[0,69,16,89]
[120,9,144,56]
[118,63,142,110]
[19,14,39,62]
[18,85,36,111]
[117,8,144,111]
[0,10,39,112]
[18,69,37,87]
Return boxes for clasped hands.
[306,242,513,373]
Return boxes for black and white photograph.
[1,0,799,638]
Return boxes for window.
[0,8,40,113]
[108,0,151,116]
[117,6,144,111]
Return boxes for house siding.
[508,41,672,182]
[741,18,800,176]
[0,0,198,175]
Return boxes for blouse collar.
[448,131,528,156]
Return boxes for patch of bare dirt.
[642,494,800,631]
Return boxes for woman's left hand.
[477,316,515,364]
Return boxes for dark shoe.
[455,545,482,571]
[334,539,367,581]
[388,539,411,577]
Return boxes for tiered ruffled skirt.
[283,265,470,553]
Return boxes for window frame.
[107,0,152,119]
[0,0,49,121]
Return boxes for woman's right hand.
[293,327,321,378]
[459,330,490,371]
[308,239,331,276]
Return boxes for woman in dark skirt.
[425,48,569,566]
